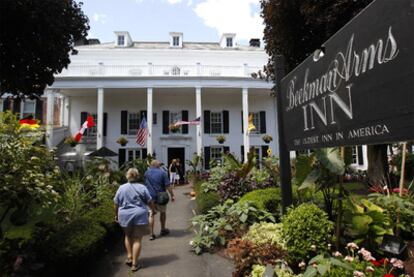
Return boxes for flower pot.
[263,139,271,144]
[218,140,225,144]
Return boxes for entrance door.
[167,147,185,173]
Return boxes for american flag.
[173,117,201,126]
[136,117,148,146]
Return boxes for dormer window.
[220,33,236,48]
[226,37,233,47]
[117,35,125,46]
[173,36,180,47]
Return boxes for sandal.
[125,258,132,266]
[131,263,143,272]
[150,234,156,240]
[160,228,170,236]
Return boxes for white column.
[97,88,104,149]
[46,90,55,148]
[147,87,153,155]
[59,96,64,127]
[242,87,249,162]
[196,87,202,156]
[63,96,70,127]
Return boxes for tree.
[0,0,89,99]
[261,0,390,184]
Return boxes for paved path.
[91,185,233,277]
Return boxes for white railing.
[57,63,263,78]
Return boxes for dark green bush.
[238,188,281,216]
[84,200,116,232]
[281,203,334,262]
[196,191,220,214]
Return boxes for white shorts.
[170,172,177,183]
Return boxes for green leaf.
[317,264,329,276]
[330,258,353,270]
[315,148,345,175]
[240,213,248,223]
[352,215,372,234]
[370,225,386,236]
[224,224,233,231]
[361,199,383,212]
[303,266,317,277]
[298,170,320,190]
[295,155,314,185]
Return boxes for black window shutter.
[223,146,230,154]
[241,145,245,163]
[262,145,269,158]
[163,110,170,134]
[121,110,128,135]
[241,111,244,133]
[260,111,266,134]
[3,98,10,111]
[204,146,211,170]
[182,110,189,134]
[153,113,157,125]
[223,110,229,133]
[357,146,364,165]
[204,110,211,134]
[103,112,108,136]
[13,99,21,115]
[35,99,43,123]
[142,148,148,159]
[80,112,88,135]
[119,149,126,167]
[140,110,147,121]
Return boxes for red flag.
[74,115,95,142]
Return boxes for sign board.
[280,0,414,150]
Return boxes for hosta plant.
[243,222,285,249]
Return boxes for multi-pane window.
[351,146,358,164]
[86,114,97,136]
[172,65,181,76]
[169,111,182,133]
[117,35,125,46]
[173,36,180,46]
[22,100,35,118]
[211,146,223,164]
[226,37,233,47]
[128,113,140,135]
[251,112,260,134]
[210,112,223,134]
[127,149,142,162]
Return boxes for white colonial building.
[45,32,279,170]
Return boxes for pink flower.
[390,258,404,269]
[365,266,375,273]
[358,248,375,261]
[353,270,365,277]
[299,261,306,268]
[312,263,318,268]
[345,256,354,262]
[347,242,359,250]
[333,251,343,257]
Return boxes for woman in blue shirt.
[114,168,156,272]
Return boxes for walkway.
[91,184,233,277]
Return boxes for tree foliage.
[0,0,89,98]
[261,0,373,75]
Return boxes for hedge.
[238,188,281,217]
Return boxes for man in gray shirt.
[144,160,175,240]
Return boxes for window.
[250,112,260,134]
[22,100,35,118]
[86,114,97,136]
[127,149,142,161]
[210,112,223,134]
[128,113,140,135]
[0,99,3,112]
[169,111,182,133]
[172,36,180,46]
[172,65,181,76]
[351,146,358,164]
[117,35,125,46]
[226,37,233,47]
[211,146,224,164]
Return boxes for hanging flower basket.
[262,134,273,144]
[169,123,180,133]
[216,135,226,144]
[64,136,78,147]
[116,136,129,146]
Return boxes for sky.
[80,0,264,45]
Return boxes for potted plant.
[169,123,180,133]
[262,134,273,144]
[64,136,78,147]
[116,136,129,146]
[216,135,226,144]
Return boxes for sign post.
[274,55,293,213]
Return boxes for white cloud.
[93,13,107,24]
[194,0,263,40]
[166,0,183,4]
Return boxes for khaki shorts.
[149,204,167,215]
[122,225,150,238]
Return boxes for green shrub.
[238,188,281,216]
[243,222,285,249]
[281,203,334,262]
[84,200,116,231]
[196,191,220,214]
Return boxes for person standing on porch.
[114,168,156,272]
[145,160,175,240]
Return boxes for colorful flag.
[248,114,256,134]
[19,115,40,130]
[173,116,201,126]
[74,115,95,142]
[136,117,148,146]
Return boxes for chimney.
[249,39,260,47]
